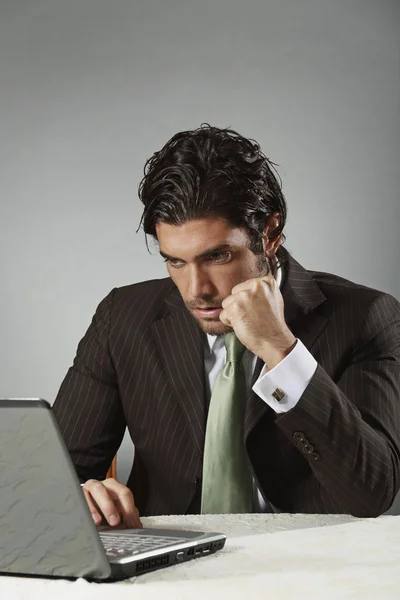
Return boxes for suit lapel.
[244,249,329,439]
[151,287,206,457]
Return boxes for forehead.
[156,218,250,259]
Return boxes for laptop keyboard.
[99,532,189,559]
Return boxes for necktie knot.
[224,332,246,363]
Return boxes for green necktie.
[201,332,254,514]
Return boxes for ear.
[262,213,282,257]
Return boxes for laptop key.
[99,532,189,558]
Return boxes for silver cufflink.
[272,388,285,402]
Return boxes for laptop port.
[195,544,211,555]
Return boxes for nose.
[188,265,215,299]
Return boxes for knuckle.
[83,479,100,489]
[118,487,133,499]
[256,278,266,290]
[90,480,105,491]
[231,283,241,294]
[231,300,241,313]
[237,290,248,305]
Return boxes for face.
[156,217,274,335]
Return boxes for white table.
[1,513,399,600]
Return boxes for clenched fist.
[219,274,296,368]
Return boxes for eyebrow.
[159,243,233,262]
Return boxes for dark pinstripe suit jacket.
[53,249,400,517]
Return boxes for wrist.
[260,336,297,369]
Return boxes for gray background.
[1,0,399,509]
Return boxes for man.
[53,125,400,528]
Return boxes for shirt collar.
[206,261,283,352]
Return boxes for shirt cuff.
[252,340,318,414]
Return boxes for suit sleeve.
[275,292,400,517]
[53,289,126,483]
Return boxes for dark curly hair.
[138,124,287,264]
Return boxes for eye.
[207,252,231,263]
[164,257,184,268]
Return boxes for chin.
[194,316,231,336]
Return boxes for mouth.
[193,307,223,319]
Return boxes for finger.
[222,287,253,310]
[221,294,235,310]
[219,307,232,327]
[82,486,103,526]
[112,484,143,529]
[231,274,275,295]
[132,505,143,529]
[83,479,121,527]
[260,275,275,290]
[102,479,142,529]
[231,278,257,295]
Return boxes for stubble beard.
[190,312,232,336]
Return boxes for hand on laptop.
[82,478,143,529]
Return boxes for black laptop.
[0,399,226,580]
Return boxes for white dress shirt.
[203,265,318,511]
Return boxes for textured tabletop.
[2,513,399,600]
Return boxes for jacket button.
[302,443,315,454]
[309,452,320,461]
[293,431,305,443]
